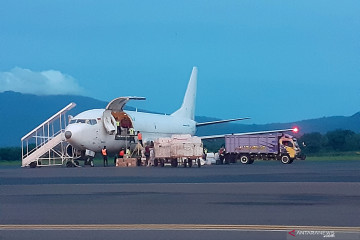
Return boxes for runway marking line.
[0,224,359,232]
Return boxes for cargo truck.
[225,133,305,164]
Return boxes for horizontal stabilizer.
[196,117,250,127]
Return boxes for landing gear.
[66,161,74,167]
[84,157,94,167]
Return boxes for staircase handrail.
[21,102,76,141]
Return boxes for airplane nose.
[65,131,72,139]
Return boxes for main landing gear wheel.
[66,161,73,167]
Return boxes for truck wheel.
[248,159,254,164]
[188,159,193,168]
[240,155,250,164]
[281,155,291,164]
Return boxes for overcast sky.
[0,0,359,124]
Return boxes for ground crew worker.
[119,148,125,158]
[129,127,135,135]
[219,147,225,164]
[126,147,131,157]
[203,147,208,161]
[129,127,135,143]
[102,146,108,167]
[116,119,121,135]
[145,145,150,166]
[137,131,143,146]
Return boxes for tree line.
[298,129,360,154]
[0,147,22,161]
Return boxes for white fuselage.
[65,109,196,153]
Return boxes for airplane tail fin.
[171,67,197,120]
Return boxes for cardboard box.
[116,158,138,167]
[126,158,137,167]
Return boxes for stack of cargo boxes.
[154,134,203,159]
[116,157,137,167]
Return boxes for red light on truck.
[292,127,299,133]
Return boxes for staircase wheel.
[29,162,37,168]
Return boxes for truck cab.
[279,134,305,163]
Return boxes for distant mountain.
[0,91,359,147]
[195,113,360,136]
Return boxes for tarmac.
[0,160,359,240]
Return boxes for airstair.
[21,103,76,167]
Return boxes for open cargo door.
[106,96,146,111]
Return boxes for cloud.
[0,67,85,95]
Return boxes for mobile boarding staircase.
[21,103,77,168]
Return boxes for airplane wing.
[199,128,299,140]
[106,96,146,111]
[196,117,250,127]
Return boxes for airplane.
[64,67,297,165]
[64,67,249,163]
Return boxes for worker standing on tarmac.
[137,131,143,147]
[102,146,108,167]
[119,148,125,158]
[145,145,150,166]
[203,146,208,161]
[126,147,131,157]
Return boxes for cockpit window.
[282,141,294,147]
[70,119,76,124]
[89,119,97,125]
